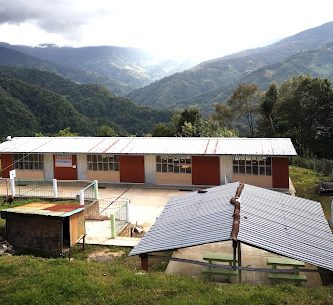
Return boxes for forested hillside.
[0,66,172,139]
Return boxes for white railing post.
[125,200,130,223]
[94,180,99,200]
[9,178,15,197]
[79,189,85,206]
[52,179,58,198]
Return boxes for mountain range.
[126,22,333,112]
[0,21,333,124]
[0,43,193,95]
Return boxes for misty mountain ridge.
[127,21,333,112]
[0,42,194,92]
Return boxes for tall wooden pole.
[237,240,242,283]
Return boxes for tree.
[227,83,262,137]
[54,127,79,137]
[275,75,333,158]
[151,123,175,137]
[96,125,117,137]
[259,83,277,136]
[176,107,202,136]
[210,103,234,129]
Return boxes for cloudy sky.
[0,0,332,61]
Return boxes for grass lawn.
[1,248,333,305]
[290,166,333,219]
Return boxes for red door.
[192,156,220,185]
[0,154,13,178]
[119,155,144,183]
[53,154,77,180]
[272,157,289,188]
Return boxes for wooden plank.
[268,273,307,282]
[203,252,235,262]
[267,257,305,267]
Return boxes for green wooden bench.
[267,257,307,284]
[202,252,238,282]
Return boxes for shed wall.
[6,213,63,254]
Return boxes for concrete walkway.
[85,186,186,246]
[166,241,322,287]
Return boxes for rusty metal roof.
[0,137,297,156]
[129,183,333,271]
[0,203,84,218]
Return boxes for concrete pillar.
[144,155,155,185]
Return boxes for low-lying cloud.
[0,0,108,34]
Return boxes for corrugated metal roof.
[237,184,333,271]
[129,183,238,255]
[0,137,297,156]
[1,203,84,218]
[129,183,333,271]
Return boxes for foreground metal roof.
[0,137,297,156]
[129,183,333,271]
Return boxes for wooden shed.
[0,203,85,256]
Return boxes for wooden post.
[232,240,237,271]
[237,240,242,283]
[139,253,149,271]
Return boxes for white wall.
[43,153,54,179]
[144,155,155,185]
[220,156,233,184]
[77,154,87,180]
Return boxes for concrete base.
[166,241,322,287]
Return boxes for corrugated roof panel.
[0,137,297,156]
[237,184,333,271]
[129,183,238,256]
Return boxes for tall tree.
[259,83,277,136]
[210,103,234,129]
[276,75,333,158]
[227,83,262,137]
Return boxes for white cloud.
[0,0,332,60]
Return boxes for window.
[14,154,44,170]
[156,155,191,174]
[233,156,271,176]
[87,154,119,171]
